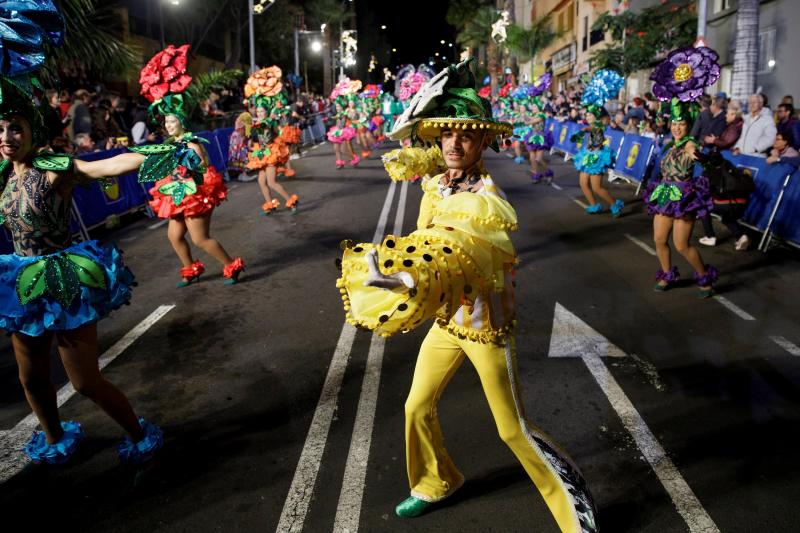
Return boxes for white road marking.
[277,180,400,532]
[624,233,657,256]
[572,198,588,209]
[333,180,408,532]
[712,295,756,321]
[333,334,386,532]
[275,324,357,533]
[549,303,719,533]
[770,335,800,356]
[0,305,175,483]
[148,219,168,230]
[371,181,397,245]
[550,182,563,190]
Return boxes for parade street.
[1,143,798,532]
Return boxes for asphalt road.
[1,141,799,533]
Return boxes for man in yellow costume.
[336,60,597,533]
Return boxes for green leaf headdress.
[0,0,65,146]
[389,58,512,152]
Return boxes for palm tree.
[730,0,759,105]
[43,0,139,83]
[504,14,559,76]
[457,6,501,93]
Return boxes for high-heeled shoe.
[350,155,361,167]
[261,199,280,215]
[177,260,205,287]
[117,418,164,464]
[24,420,84,464]
[222,257,245,285]
[653,266,679,291]
[285,194,299,214]
[335,159,345,169]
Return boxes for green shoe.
[395,496,433,518]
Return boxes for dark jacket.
[692,109,727,141]
[711,117,743,151]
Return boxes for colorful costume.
[645,46,722,292]
[337,59,597,533]
[227,112,252,173]
[0,0,161,464]
[572,121,613,175]
[135,45,228,219]
[244,66,291,170]
[327,77,360,144]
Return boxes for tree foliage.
[446,0,492,31]
[43,0,139,82]
[590,0,697,76]
[504,14,559,62]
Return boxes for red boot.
[223,258,245,285]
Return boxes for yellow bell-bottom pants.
[404,324,596,533]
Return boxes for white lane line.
[550,182,563,191]
[333,180,408,532]
[0,305,175,483]
[333,334,386,532]
[277,181,398,533]
[582,354,720,533]
[713,295,756,321]
[572,198,588,209]
[624,233,657,256]
[371,180,397,245]
[276,324,357,533]
[228,184,239,191]
[770,335,800,356]
[148,219,168,230]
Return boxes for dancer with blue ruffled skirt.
[0,1,162,466]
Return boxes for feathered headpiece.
[140,44,193,126]
[394,64,435,102]
[0,0,65,145]
[650,46,720,124]
[581,69,624,114]
[389,58,512,151]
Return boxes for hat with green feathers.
[389,58,512,151]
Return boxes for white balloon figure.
[491,10,511,44]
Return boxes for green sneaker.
[395,496,433,518]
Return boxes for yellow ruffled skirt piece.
[337,192,517,341]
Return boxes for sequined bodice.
[0,167,71,256]
[587,125,605,149]
[531,113,546,132]
[660,145,695,182]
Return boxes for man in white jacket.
[733,94,777,156]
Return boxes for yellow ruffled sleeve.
[336,191,517,338]
[381,146,445,182]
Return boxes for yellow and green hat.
[389,59,512,151]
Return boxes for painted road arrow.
[548,302,720,533]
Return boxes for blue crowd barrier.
[195,130,228,174]
[610,134,654,183]
[604,128,625,155]
[552,122,582,157]
[770,169,800,246]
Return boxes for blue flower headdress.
[581,69,624,117]
[0,0,65,145]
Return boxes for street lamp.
[249,0,279,74]
[381,25,386,30]
[311,41,322,53]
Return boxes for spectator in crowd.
[130,102,156,145]
[693,96,727,143]
[624,116,640,135]
[623,96,646,124]
[58,89,71,119]
[699,100,744,246]
[766,132,800,164]
[91,102,122,148]
[690,95,713,137]
[780,94,793,107]
[43,88,68,143]
[609,110,625,131]
[639,118,657,139]
[733,94,776,156]
[706,99,743,150]
[74,132,97,154]
[775,103,798,149]
[67,88,92,141]
[108,93,129,136]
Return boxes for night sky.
[355,0,457,82]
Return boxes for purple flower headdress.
[650,46,720,102]
[650,45,720,123]
[529,72,551,97]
